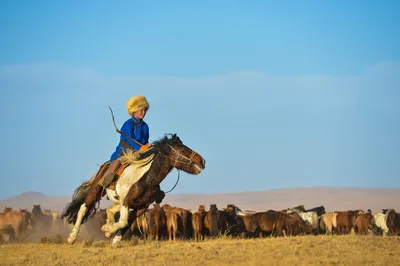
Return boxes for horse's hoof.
[112,241,122,248]
[67,236,75,244]
[105,232,112,238]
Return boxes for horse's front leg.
[102,204,130,237]
[103,184,146,236]
[11,222,21,240]
[111,207,148,247]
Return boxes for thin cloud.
[0,61,399,197]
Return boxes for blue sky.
[0,1,399,199]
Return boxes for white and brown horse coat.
[62,134,205,247]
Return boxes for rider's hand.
[139,143,152,152]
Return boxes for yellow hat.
[126,96,150,115]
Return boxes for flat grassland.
[1,236,399,266]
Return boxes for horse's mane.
[136,134,182,161]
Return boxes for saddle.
[107,163,130,190]
[96,150,155,197]
[96,161,130,191]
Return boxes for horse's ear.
[167,133,178,140]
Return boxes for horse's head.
[144,134,206,175]
[3,207,12,212]
[32,205,43,216]
[20,209,33,227]
[224,204,239,216]
[210,204,218,211]
[198,205,206,212]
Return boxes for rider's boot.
[99,159,121,188]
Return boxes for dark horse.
[61,134,205,247]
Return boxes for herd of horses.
[0,202,399,244]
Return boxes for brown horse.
[385,209,400,235]
[336,210,362,235]
[204,204,220,237]
[162,204,192,239]
[0,210,30,240]
[148,203,166,241]
[31,205,52,232]
[191,211,204,241]
[354,213,375,235]
[165,210,181,241]
[62,134,205,247]
[220,204,243,236]
[273,212,302,237]
[237,210,277,237]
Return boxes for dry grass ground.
[0,236,399,266]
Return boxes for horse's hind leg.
[67,204,88,244]
[68,185,102,243]
[101,204,120,238]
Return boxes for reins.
[161,146,197,194]
[164,170,181,194]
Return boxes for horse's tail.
[61,181,92,224]
[61,163,107,225]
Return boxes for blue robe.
[110,116,149,161]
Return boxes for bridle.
[166,144,198,168]
[162,144,199,194]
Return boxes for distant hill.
[0,191,72,211]
[6,191,48,201]
[1,187,399,213]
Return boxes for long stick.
[108,106,143,147]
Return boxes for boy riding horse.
[100,95,152,188]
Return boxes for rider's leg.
[100,159,121,188]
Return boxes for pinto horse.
[62,134,205,247]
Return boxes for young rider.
[100,96,151,188]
